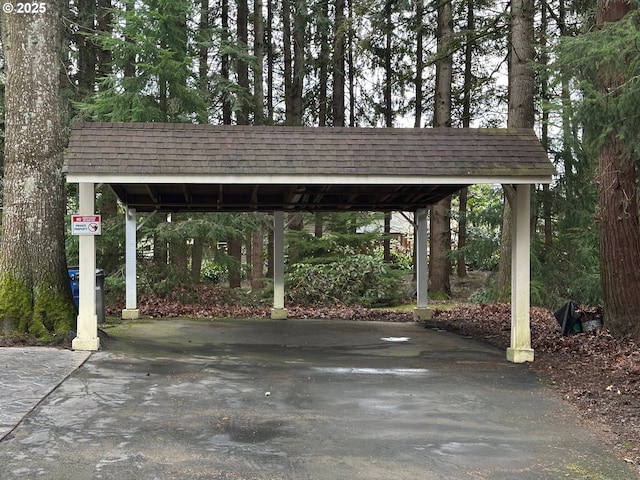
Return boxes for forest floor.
[1,272,638,470]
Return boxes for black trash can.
[67,267,105,324]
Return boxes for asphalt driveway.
[0,318,636,479]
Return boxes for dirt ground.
[2,273,638,472]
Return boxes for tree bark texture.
[332,0,345,126]
[413,0,424,128]
[97,0,113,84]
[237,0,250,125]
[497,0,535,301]
[507,0,535,131]
[597,134,640,337]
[0,0,76,338]
[429,0,453,297]
[254,0,265,125]
[228,236,242,288]
[250,230,264,290]
[595,0,640,338]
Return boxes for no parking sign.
[71,215,102,235]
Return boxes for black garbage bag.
[554,300,582,336]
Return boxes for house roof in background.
[65,122,555,212]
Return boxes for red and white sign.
[72,215,102,235]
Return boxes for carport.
[64,122,555,363]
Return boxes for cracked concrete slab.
[0,319,637,479]
[0,347,91,441]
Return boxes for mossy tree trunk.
[0,0,76,340]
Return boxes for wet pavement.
[0,318,637,480]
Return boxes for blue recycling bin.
[67,267,105,324]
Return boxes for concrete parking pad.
[0,318,636,479]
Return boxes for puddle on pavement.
[216,416,288,444]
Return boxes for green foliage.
[201,261,229,284]
[283,212,405,306]
[452,185,503,271]
[286,212,385,264]
[286,248,404,307]
[75,0,206,122]
[387,246,413,271]
[531,226,602,307]
[555,9,640,154]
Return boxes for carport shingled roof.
[65,122,555,212]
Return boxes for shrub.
[286,251,404,307]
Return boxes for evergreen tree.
[556,0,640,337]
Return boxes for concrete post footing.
[413,307,432,322]
[121,309,140,320]
[271,308,288,320]
[506,348,534,363]
[72,337,100,351]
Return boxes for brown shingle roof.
[65,122,554,212]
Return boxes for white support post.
[122,207,139,320]
[72,183,100,351]
[414,208,431,321]
[507,184,534,363]
[271,211,287,319]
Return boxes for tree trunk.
[539,0,552,256]
[414,0,424,128]
[228,236,242,288]
[97,0,113,84]
[315,213,324,238]
[496,187,515,302]
[383,212,391,263]
[597,134,640,337]
[457,188,468,277]
[123,0,136,79]
[497,0,535,301]
[191,237,204,281]
[254,0,265,125]
[291,0,305,125]
[0,0,76,339]
[76,0,96,96]
[266,0,274,123]
[221,0,232,124]
[169,215,188,276]
[318,0,329,126]
[347,0,355,126]
[250,230,264,290]
[237,0,250,125]
[429,0,453,297]
[595,0,640,338]
[198,0,210,124]
[332,0,345,126]
[384,0,393,128]
[456,0,473,278]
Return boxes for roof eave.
[65,172,554,185]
